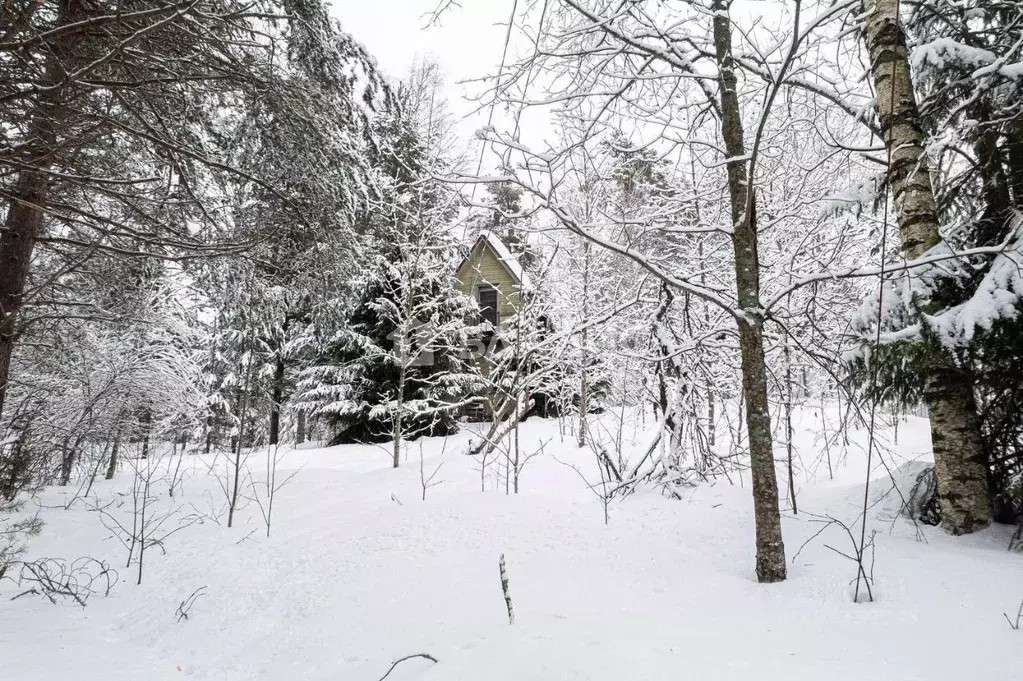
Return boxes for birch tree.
[859,0,991,533]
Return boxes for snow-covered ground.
[3,407,1021,680]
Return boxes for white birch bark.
[861,0,990,534]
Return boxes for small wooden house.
[454,231,530,331]
[454,232,559,422]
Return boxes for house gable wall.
[455,240,523,320]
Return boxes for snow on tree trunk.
[861,0,990,534]
[392,419,402,469]
[1008,116,1023,211]
[390,304,413,470]
[578,241,591,448]
[712,1,786,583]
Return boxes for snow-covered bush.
[0,288,204,489]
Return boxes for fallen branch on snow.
[6,557,116,607]
[378,653,438,680]
[176,586,207,622]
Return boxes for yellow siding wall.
[455,240,523,321]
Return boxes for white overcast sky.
[327,0,792,139]
[329,1,512,119]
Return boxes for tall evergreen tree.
[298,68,480,454]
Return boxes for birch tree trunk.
[393,366,406,469]
[861,0,990,534]
[712,1,786,583]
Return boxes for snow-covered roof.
[460,231,532,289]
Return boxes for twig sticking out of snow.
[419,439,445,501]
[175,586,207,622]
[499,552,514,624]
[792,512,876,603]
[1005,599,1023,631]
[377,653,438,681]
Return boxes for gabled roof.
[457,231,532,289]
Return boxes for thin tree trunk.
[268,351,286,446]
[127,460,139,568]
[513,396,521,494]
[707,391,716,448]
[137,456,150,585]
[106,433,121,480]
[712,1,786,582]
[784,344,797,515]
[59,438,76,486]
[296,409,306,445]
[204,411,214,454]
[861,0,990,534]
[392,417,402,469]
[1007,116,1023,210]
[228,333,255,528]
[821,393,834,480]
[83,438,108,499]
[393,367,406,469]
[139,408,152,460]
[578,241,590,447]
[268,314,290,446]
